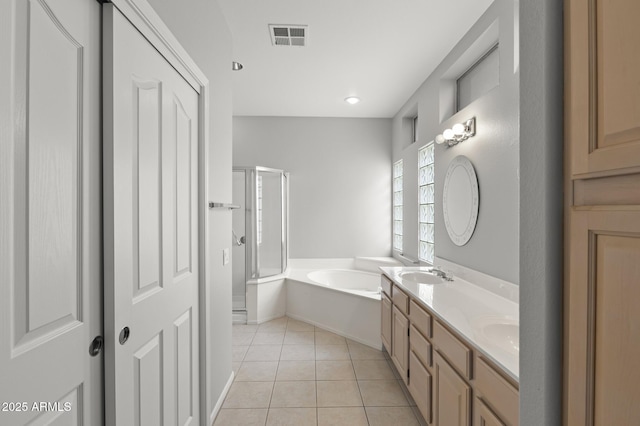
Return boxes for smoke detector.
[269,24,307,47]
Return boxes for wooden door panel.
[475,397,505,426]
[566,209,640,425]
[566,0,640,175]
[597,1,640,150]
[433,351,471,426]
[594,233,640,424]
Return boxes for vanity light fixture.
[435,117,476,147]
[344,96,360,105]
[232,61,244,71]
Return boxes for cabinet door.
[433,352,471,426]
[475,397,505,426]
[565,0,640,424]
[409,350,432,424]
[391,305,409,383]
[381,292,392,354]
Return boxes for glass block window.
[393,160,403,251]
[419,143,435,263]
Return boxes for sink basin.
[399,271,445,285]
[474,316,519,355]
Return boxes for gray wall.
[392,0,519,285]
[519,0,563,424]
[146,0,234,420]
[233,116,392,259]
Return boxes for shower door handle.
[232,230,245,246]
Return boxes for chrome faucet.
[431,266,453,281]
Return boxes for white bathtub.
[285,258,402,349]
[307,269,381,298]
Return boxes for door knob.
[119,327,130,345]
[89,336,103,356]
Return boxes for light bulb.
[443,128,455,140]
[452,123,465,137]
[345,97,360,105]
[435,134,446,145]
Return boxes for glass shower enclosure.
[232,167,289,312]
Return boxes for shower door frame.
[234,166,289,284]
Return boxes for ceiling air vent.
[269,24,307,47]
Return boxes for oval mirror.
[442,155,479,246]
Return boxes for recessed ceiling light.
[345,96,360,105]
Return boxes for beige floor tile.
[358,380,410,407]
[316,345,350,361]
[276,360,316,381]
[316,381,363,407]
[236,361,279,382]
[222,381,274,409]
[232,362,242,374]
[365,406,419,426]
[252,332,285,345]
[244,345,282,361]
[233,345,249,362]
[315,331,347,345]
[286,319,315,332]
[387,359,402,379]
[284,331,315,345]
[233,324,259,333]
[233,332,255,346]
[266,408,317,426]
[257,317,288,333]
[315,361,355,381]
[280,345,316,361]
[352,360,397,380]
[347,341,386,360]
[317,407,368,426]
[270,381,317,408]
[214,408,268,426]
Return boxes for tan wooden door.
[433,351,471,426]
[103,4,200,425]
[564,0,640,424]
[0,0,102,423]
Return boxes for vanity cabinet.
[434,351,472,426]
[391,305,409,383]
[381,292,392,354]
[380,274,519,426]
[409,348,432,423]
[475,398,505,426]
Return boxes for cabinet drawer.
[475,357,519,426]
[392,286,409,315]
[381,274,392,297]
[409,299,431,337]
[410,324,432,368]
[433,320,472,379]
[408,350,432,423]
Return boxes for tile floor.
[215,316,428,426]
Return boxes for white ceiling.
[218,0,494,118]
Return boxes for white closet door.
[0,0,102,424]
[103,4,200,425]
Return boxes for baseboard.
[209,370,234,426]
[247,312,286,325]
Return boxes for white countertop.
[380,266,519,381]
